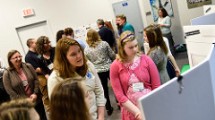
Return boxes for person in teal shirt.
[116,14,135,35]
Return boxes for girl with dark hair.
[56,30,65,43]
[144,24,170,84]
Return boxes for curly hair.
[36,36,50,55]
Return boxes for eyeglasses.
[11,55,22,60]
[43,41,51,45]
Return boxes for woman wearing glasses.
[110,31,161,120]
[2,50,46,119]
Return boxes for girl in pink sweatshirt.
[110,31,161,120]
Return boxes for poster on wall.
[187,0,212,9]
[74,23,98,41]
[149,0,174,22]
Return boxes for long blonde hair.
[86,29,102,48]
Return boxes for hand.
[135,112,143,120]
[98,118,104,120]
[45,74,49,80]
[29,94,37,103]
[175,68,180,77]
[159,24,164,27]
[35,68,42,73]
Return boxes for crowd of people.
[0,7,180,120]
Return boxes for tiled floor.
[105,51,189,120]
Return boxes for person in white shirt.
[144,24,180,79]
[158,7,175,54]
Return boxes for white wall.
[0,0,115,65]
[141,0,215,45]
[172,0,215,43]
[0,0,215,66]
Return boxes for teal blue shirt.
[122,22,135,34]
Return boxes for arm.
[27,64,39,95]
[88,62,105,120]
[27,64,39,102]
[105,42,116,60]
[122,100,143,120]
[160,16,171,28]
[110,61,142,118]
[97,106,105,120]
[47,71,60,99]
[110,61,128,104]
[168,55,180,76]
[163,37,180,76]
[3,70,19,99]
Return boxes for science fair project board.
[138,45,215,120]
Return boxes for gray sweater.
[3,63,39,99]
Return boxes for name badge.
[132,82,144,92]
[48,63,53,70]
[22,80,28,87]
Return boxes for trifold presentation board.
[191,12,215,25]
[183,25,215,67]
[138,45,215,120]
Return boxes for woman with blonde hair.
[50,80,91,120]
[48,38,106,120]
[85,29,115,116]
[110,31,160,120]
[0,97,40,120]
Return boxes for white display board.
[183,25,215,67]
[139,46,215,120]
[74,22,98,41]
[191,12,215,25]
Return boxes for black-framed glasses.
[43,41,51,45]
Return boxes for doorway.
[112,0,144,49]
[16,20,54,54]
